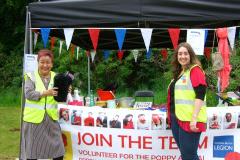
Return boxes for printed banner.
[58,104,240,160]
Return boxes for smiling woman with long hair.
[167,42,207,160]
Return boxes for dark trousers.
[171,114,201,160]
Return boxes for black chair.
[134,90,154,103]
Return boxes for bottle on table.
[90,90,95,107]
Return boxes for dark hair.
[172,42,201,80]
[123,114,133,125]
[37,49,54,62]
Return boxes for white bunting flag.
[141,28,153,52]
[34,32,38,48]
[59,40,63,55]
[90,50,96,62]
[63,28,74,50]
[227,27,236,50]
[76,47,80,60]
[132,50,139,62]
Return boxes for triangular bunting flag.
[204,30,208,46]
[86,50,90,57]
[50,37,55,50]
[64,28,74,50]
[141,28,153,52]
[103,50,110,60]
[40,28,50,48]
[117,50,124,61]
[227,27,236,50]
[114,29,126,50]
[80,49,84,56]
[59,40,63,55]
[146,48,152,60]
[71,44,75,59]
[34,32,38,49]
[88,29,100,51]
[204,47,211,60]
[90,50,96,62]
[76,47,80,60]
[132,50,139,62]
[160,49,168,61]
[168,28,180,49]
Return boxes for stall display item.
[53,72,74,102]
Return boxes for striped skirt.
[20,114,65,159]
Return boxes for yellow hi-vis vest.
[23,71,58,123]
[175,65,207,123]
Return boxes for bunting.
[88,29,100,51]
[227,27,236,50]
[90,50,96,62]
[34,32,38,49]
[204,30,208,46]
[40,28,50,48]
[114,29,126,50]
[59,40,63,55]
[117,50,124,61]
[86,50,90,57]
[146,48,152,60]
[71,44,75,59]
[103,50,110,60]
[76,47,80,60]
[141,28,153,52]
[204,47,211,60]
[160,49,168,61]
[50,37,55,50]
[64,28,74,50]
[168,28,180,49]
[132,50,139,62]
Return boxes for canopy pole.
[88,55,90,96]
[28,12,33,54]
[19,6,30,159]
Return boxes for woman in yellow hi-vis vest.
[20,49,65,160]
[167,42,207,160]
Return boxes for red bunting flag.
[168,28,180,49]
[88,29,100,51]
[160,48,168,61]
[117,50,124,61]
[86,50,90,57]
[71,44,75,58]
[204,47,211,60]
[50,37,55,50]
[32,29,39,33]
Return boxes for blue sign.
[213,135,234,158]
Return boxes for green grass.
[0,107,21,159]
[0,89,22,107]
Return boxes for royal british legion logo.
[213,135,234,158]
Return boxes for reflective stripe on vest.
[23,71,58,123]
[174,65,207,123]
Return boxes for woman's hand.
[68,85,72,93]
[190,120,199,132]
[41,87,58,97]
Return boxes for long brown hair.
[172,42,201,80]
